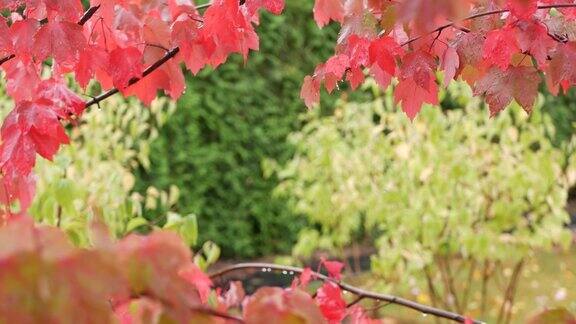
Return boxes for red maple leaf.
[36,79,86,119]
[369,36,403,76]
[301,75,321,108]
[483,27,521,70]
[0,100,69,176]
[316,282,346,323]
[107,47,144,90]
[474,66,540,115]
[245,0,285,15]
[313,0,344,28]
[34,21,86,65]
[321,258,344,280]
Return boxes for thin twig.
[84,47,180,108]
[209,263,484,324]
[401,3,576,47]
[79,5,101,26]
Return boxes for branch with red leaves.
[210,263,484,324]
[402,3,576,46]
[301,1,576,120]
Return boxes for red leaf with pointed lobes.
[316,282,346,323]
[34,21,86,65]
[474,66,540,115]
[516,20,556,68]
[246,0,285,15]
[9,18,39,62]
[202,0,259,63]
[344,35,370,69]
[301,75,321,108]
[395,78,439,120]
[107,47,144,90]
[483,27,521,70]
[393,51,439,119]
[171,15,213,75]
[346,67,364,90]
[322,54,349,92]
[369,36,403,76]
[36,79,85,119]
[321,257,344,280]
[74,45,110,89]
[547,42,576,93]
[399,51,437,91]
[313,0,344,28]
[2,59,41,102]
[507,0,537,19]
[0,100,69,176]
[370,64,393,89]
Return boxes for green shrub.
[1,93,197,247]
[135,0,338,258]
[275,80,573,318]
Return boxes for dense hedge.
[135,0,338,258]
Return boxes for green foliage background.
[136,0,338,258]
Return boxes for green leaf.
[126,217,149,233]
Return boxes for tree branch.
[79,5,101,26]
[85,47,180,108]
[209,262,484,324]
[402,3,576,47]
[85,0,215,108]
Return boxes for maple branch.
[79,5,102,26]
[401,3,576,47]
[209,263,484,324]
[84,47,180,108]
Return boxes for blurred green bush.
[274,80,574,317]
[135,0,338,258]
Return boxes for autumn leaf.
[474,66,540,115]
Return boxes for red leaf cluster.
[303,0,576,122]
[0,0,284,217]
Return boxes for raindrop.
[282,270,288,275]
[289,271,294,275]
[422,313,428,317]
